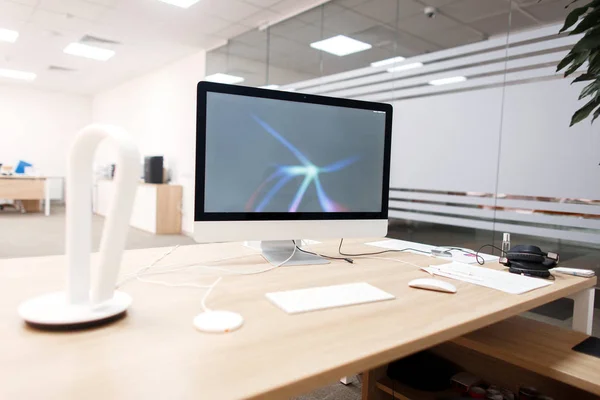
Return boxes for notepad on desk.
[422,262,553,294]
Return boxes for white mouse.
[409,278,456,293]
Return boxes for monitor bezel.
[195,81,393,222]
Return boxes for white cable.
[198,246,297,311]
[127,253,259,280]
[126,244,297,311]
[192,244,298,276]
[135,275,214,289]
[201,277,223,312]
[360,256,423,269]
[117,247,264,288]
[116,245,181,288]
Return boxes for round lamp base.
[18,291,132,329]
[193,310,244,333]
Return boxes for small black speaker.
[144,156,163,184]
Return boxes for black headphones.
[500,245,559,278]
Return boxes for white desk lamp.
[18,124,140,328]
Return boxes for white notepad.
[266,282,395,314]
[423,262,553,294]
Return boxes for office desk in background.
[0,176,51,216]
[0,240,596,400]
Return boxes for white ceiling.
[208,0,575,87]
[0,0,328,94]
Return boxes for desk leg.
[569,288,595,335]
[340,376,352,385]
[44,179,50,216]
[361,368,387,400]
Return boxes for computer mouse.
[408,278,457,293]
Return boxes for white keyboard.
[265,282,395,314]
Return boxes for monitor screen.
[196,82,392,221]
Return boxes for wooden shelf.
[451,316,600,396]
[376,378,455,400]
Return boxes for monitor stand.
[260,240,329,266]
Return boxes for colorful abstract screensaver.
[203,92,385,214]
[245,115,359,213]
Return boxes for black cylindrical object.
[144,156,163,184]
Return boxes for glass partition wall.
[206,0,598,286]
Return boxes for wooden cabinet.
[94,180,182,234]
[0,176,50,215]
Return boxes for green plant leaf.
[564,50,590,76]
[560,5,591,32]
[592,107,600,123]
[570,97,600,126]
[572,73,596,83]
[588,51,600,74]
[557,51,577,72]
[579,0,600,9]
[572,27,600,52]
[579,80,600,99]
[571,9,600,34]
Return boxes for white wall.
[93,50,206,234]
[0,85,92,200]
[497,78,600,199]
[390,78,600,200]
[390,86,504,194]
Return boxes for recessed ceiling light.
[259,84,280,90]
[157,0,200,8]
[310,35,372,56]
[0,28,19,43]
[205,73,244,84]
[429,76,467,86]
[0,68,36,81]
[371,56,405,67]
[387,62,424,73]
[63,42,115,61]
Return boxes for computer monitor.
[194,82,393,264]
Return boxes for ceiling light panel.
[310,35,372,56]
[0,68,36,81]
[429,76,467,86]
[371,56,405,67]
[259,84,280,89]
[387,62,424,73]
[0,28,19,43]
[157,0,201,8]
[205,73,245,84]
[63,43,115,61]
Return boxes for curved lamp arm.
[66,124,140,305]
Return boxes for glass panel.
[205,27,268,87]
[496,1,600,284]
[204,2,598,291]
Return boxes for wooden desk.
[0,240,595,400]
[0,176,50,215]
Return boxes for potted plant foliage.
[556,0,600,125]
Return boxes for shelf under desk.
[453,315,600,396]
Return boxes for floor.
[2,207,599,400]
[0,205,194,259]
